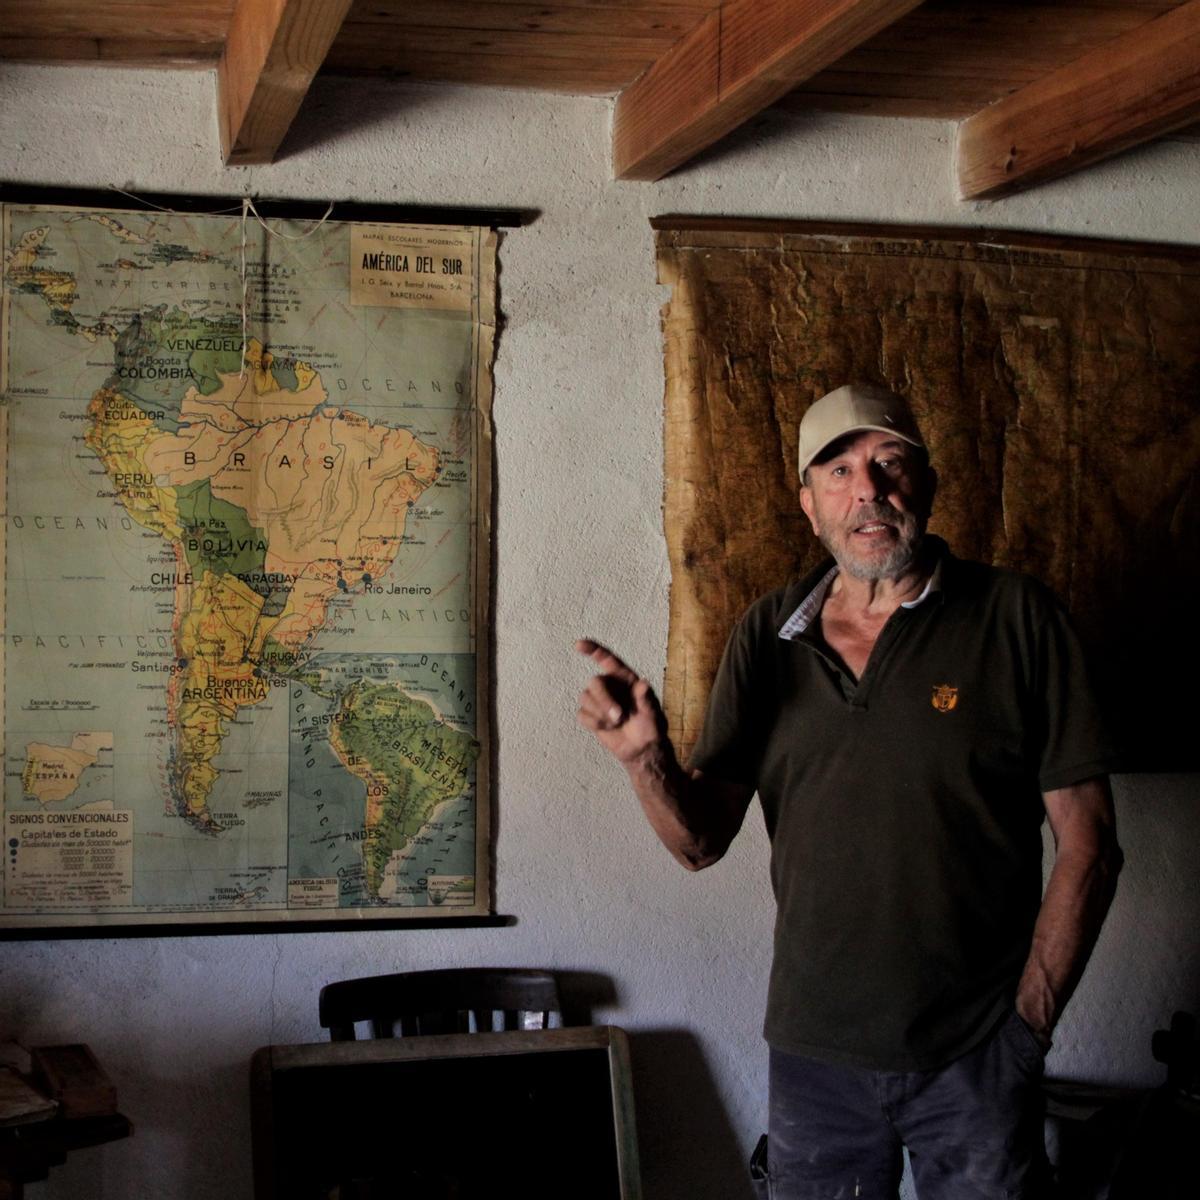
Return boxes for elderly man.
[576,383,1122,1199]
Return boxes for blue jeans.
[767,1010,1049,1199]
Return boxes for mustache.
[850,504,914,529]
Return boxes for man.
[576,383,1123,1199]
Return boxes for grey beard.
[822,504,925,581]
[836,531,923,580]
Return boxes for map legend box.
[5,810,133,910]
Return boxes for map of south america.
[329,681,478,896]
[1,202,492,925]
[84,342,441,832]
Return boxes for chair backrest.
[318,968,562,1041]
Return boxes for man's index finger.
[575,638,638,683]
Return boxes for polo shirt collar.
[778,538,946,641]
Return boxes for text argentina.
[182,676,269,702]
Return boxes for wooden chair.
[318,968,562,1041]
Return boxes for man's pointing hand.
[575,639,666,766]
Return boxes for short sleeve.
[687,609,769,788]
[1030,586,1120,792]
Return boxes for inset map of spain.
[0,195,494,928]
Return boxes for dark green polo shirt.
[690,538,1117,1071]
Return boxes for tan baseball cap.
[798,383,925,476]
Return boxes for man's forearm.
[625,741,751,871]
[1017,777,1123,1043]
[574,639,753,870]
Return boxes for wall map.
[0,192,496,931]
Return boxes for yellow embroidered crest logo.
[931,684,959,713]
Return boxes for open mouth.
[854,522,895,536]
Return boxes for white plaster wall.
[0,64,1197,1199]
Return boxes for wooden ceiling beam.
[612,0,926,182]
[217,0,354,165]
[957,0,1200,200]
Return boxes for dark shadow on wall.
[1037,776,1200,1198]
[269,76,540,228]
[1075,777,1200,1073]
[629,1028,757,1200]
[275,73,473,164]
[555,968,620,1026]
[45,1038,254,1200]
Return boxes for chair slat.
[317,968,563,1044]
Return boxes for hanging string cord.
[240,198,250,378]
[105,184,242,216]
[101,186,333,379]
[243,197,335,240]
[238,198,335,377]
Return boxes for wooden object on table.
[0,1048,30,1080]
[29,1046,116,1120]
[0,1044,129,1198]
[0,1112,132,1199]
[0,1071,56,1128]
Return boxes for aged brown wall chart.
[656,219,1200,769]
